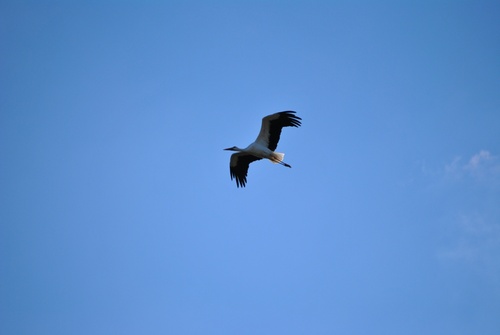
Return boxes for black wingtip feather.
[266,111,302,151]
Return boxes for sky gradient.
[1,1,500,334]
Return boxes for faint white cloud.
[443,150,500,184]
[444,156,463,177]
[437,150,500,284]
[465,150,492,170]
[438,212,500,282]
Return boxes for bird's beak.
[223,147,233,151]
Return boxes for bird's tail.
[270,152,292,168]
[270,152,285,163]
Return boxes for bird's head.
[224,146,240,151]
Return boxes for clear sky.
[1,1,500,334]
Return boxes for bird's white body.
[224,111,301,187]
[243,142,285,164]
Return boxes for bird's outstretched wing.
[229,153,262,188]
[255,111,302,151]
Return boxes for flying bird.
[224,111,302,187]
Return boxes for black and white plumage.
[224,111,302,187]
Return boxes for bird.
[224,111,301,187]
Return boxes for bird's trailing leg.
[278,161,292,168]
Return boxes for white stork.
[224,111,302,187]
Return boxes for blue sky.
[1,1,500,334]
